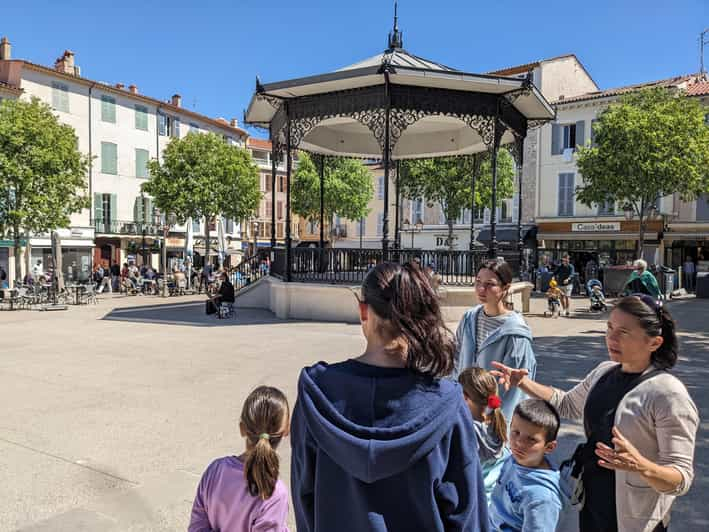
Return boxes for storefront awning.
[537,232,658,241]
[475,226,536,244]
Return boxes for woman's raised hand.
[490,361,529,391]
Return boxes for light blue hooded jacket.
[455,306,537,424]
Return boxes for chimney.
[115,83,125,89]
[171,94,181,107]
[0,37,11,60]
[129,84,138,94]
[54,50,79,76]
[230,118,239,128]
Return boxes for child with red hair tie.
[459,367,508,505]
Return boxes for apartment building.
[0,37,247,282]
[536,74,705,272]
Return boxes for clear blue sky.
[4,1,708,137]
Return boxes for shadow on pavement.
[534,297,709,531]
[102,302,296,327]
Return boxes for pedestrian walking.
[110,262,120,291]
[291,262,488,532]
[189,386,290,532]
[553,254,575,316]
[0,264,8,289]
[492,294,698,532]
[455,260,537,423]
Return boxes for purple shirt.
[189,456,289,532]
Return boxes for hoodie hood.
[511,458,564,502]
[297,360,468,484]
[472,307,533,350]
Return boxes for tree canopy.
[576,87,709,258]
[399,150,515,249]
[291,153,373,229]
[0,97,90,281]
[142,132,261,260]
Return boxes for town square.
[2,1,709,531]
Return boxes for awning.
[537,232,658,241]
[475,226,536,244]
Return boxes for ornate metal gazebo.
[245,9,554,282]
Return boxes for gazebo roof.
[245,10,554,159]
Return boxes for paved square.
[1,294,707,531]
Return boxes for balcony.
[92,219,163,236]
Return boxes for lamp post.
[403,218,424,249]
[159,213,176,297]
[252,220,259,257]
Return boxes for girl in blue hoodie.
[291,262,489,532]
[455,260,537,424]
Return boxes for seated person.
[209,273,235,306]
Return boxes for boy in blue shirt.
[489,399,564,532]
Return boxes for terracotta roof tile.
[554,74,699,105]
[685,81,709,96]
[247,138,272,150]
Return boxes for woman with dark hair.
[291,262,488,532]
[492,294,698,532]
[455,260,537,423]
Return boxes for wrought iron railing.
[232,252,269,291]
[92,219,162,236]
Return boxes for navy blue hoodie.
[290,359,489,532]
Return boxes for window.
[264,174,272,192]
[101,142,118,175]
[135,149,149,178]
[412,199,424,224]
[189,122,200,133]
[558,173,575,216]
[135,105,149,130]
[277,201,283,220]
[101,95,116,123]
[377,176,385,200]
[551,121,585,154]
[93,193,116,232]
[278,176,286,193]
[598,200,615,216]
[192,219,200,233]
[52,82,69,112]
[697,194,709,221]
[307,219,318,234]
[158,113,176,136]
[133,196,152,223]
[171,117,180,138]
[225,219,235,233]
[377,213,384,236]
[265,202,272,217]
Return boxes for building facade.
[0,39,248,284]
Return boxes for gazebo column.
[319,155,325,250]
[489,120,502,259]
[381,77,391,257]
[515,136,525,276]
[285,113,293,282]
[469,154,480,251]
[270,143,277,248]
[394,160,402,250]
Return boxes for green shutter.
[52,82,69,112]
[575,120,585,148]
[101,142,117,175]
[109,194,117,225]
[144,198,152,223]
[94,193,103,230]
[134,197,144,223]
[135,149,149,178]
[101,95,116,123]
[135,105,148,130]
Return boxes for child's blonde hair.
[458,367,507,444]
[240,386,290,499]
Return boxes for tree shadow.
[101,302,301,327]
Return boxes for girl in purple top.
[189,386,291,532]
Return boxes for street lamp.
[158,212,176,297]
[252,220,259,257]
[403,218,424,249]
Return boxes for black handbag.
[205,300,217,315]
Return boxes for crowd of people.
[187,259,699,532]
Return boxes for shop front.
[30,227,96,283]
[663,226,709,271]
[537,220,662,284]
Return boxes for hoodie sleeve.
[435,403,490,532]
[188,463,216,532]
[499,336,537,423]
[290,396,317,532]
[521,497,561,532]
[454,309,476,377]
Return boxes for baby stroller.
[545,278,562,318]
[587,279,607,312]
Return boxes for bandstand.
[244,7,554,286]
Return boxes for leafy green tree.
[0,97,90,283]
[291,153,373,241]
[142,132,261,265]
[399,150,515,250]
[576,87,709,259]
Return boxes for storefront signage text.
[571,222,621,232]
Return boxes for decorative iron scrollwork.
[257,93,283,110]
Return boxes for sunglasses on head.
[630,293,663,315]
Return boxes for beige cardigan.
[549,360,698,532]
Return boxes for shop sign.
[435,235,459,249]
[166,237,184,247]
[572,222,620,232]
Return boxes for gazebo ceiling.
[244,13,554,159]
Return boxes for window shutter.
[558,174,565,216]
[192,219,200,233]
[135,149,149,178]
[144,198,152,223]
[173,118,181,138]
[134,197,144,223]
[226,219,234,233]
[158,114,166,136]
[135,105,148,130]
[101,96,116,123]
[575,121,585,148]
[94,193,103,228]
[101,142,117,174]
[109,194,117,224]
[551,123,562,155]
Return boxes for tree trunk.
[638,215,646,261]
[447,217,455,253]
[204,215,210,272]
[13,225,21,287]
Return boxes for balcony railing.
[92,219,163,236]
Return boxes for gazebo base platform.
[234,276,533,324]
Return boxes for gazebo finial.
[387,1,404,51]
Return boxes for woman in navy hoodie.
[291,262,488,532]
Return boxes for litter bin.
[696,272,709,298]
[659,266,675,300]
